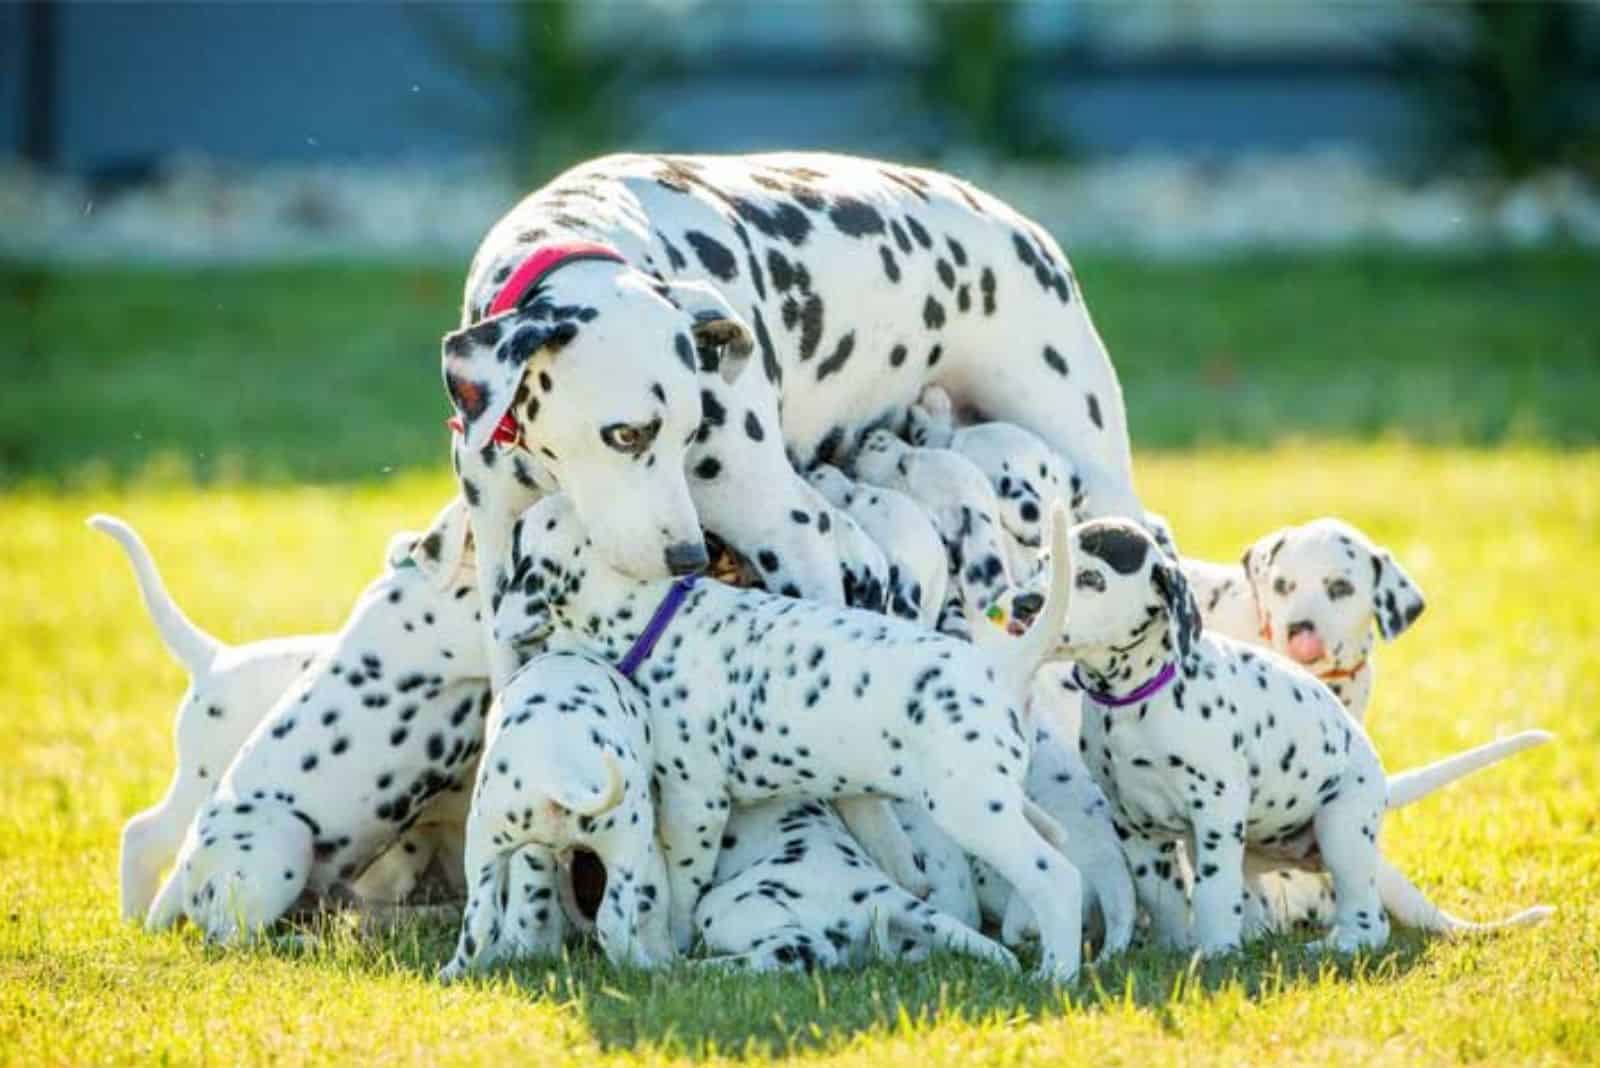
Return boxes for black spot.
[1078,523,1150,575]
[1087,393,1104,429]
[674,333,695,372]
[815,331,855,383]
[694,457,722,480]
[922,296,945,330]
[743,411,765,442]
[889,344,908,368]
[1042,345,1068,377]
[685,231,737,281]
[797,295,824,362]
[879,246,900,283]
[829,196,885,237]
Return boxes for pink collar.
[488,240,626,316]
[447,240,627,447]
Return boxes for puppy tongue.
[1288,632,1326,664]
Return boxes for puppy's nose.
[1011,591,1045,621]
[1287,620,1315,638]
[663,540,709,576]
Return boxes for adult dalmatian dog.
[439,151,1141,681]
[439,152,1143,919]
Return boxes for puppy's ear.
[1142,510,1180,560]
[411,497,475,590]
[441,312,580,450]
[385,530,424,571]
[1240,527,1291,591]
[661,280,755,385]
[1371,547,1426,641]
[1153,559,1202,659]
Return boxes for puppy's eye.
[1273,576,1294,596]
[1075,570,1105,592]
[1326,577,1355,599]
[600,419,660,456]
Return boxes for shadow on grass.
[262,911,1437,1058]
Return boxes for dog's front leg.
[1186,798,1249,956]
[655,782,730,952]
[1118,827,1193,950]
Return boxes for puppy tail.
[987,503,1073,696]
[1376,856,1552,935]
[1387,730,1553,810]
[556,749,627,818]
[88,514,222,676]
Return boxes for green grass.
[1,249,1596,487]
[3,447,1596,1065]
[2,253,1598,1063]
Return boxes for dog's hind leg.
[929,780,1083,981]
[836,798,931,899]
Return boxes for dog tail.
[88,514,222,676]
[985,502,1072,696]
[1387,730,1553,810]
[1376,856,1552,936]
[551,748,626,818]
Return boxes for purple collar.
[616,575,698,678]
[1074,661,1177,708]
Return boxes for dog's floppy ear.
[441,313,581,450]
[1153,558,1202,659]
[1370,547,1426,641]
[411,497,475,590]
[661,280,754,385]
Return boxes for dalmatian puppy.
[144,501,492,943]
[495,493,1095,980]
[850,428,1015,638]
[95,509,478,922]
[1009,517,1550,956]
[1184,517,1426,721]
[806,464,947,626]
[695,799,1013,972]
[905,385,1076,580]
[441,150,1143,677]
[441,650,672,978]
[92,516,327,920]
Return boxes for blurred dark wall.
[3,0,1580,176]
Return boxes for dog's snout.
[664,540,710,576]
[1012,591,1045,620]
[1287,620,1316,638]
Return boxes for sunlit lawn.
[2,443,1595,1065]
[1,248,1596,1063]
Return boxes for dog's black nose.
[1011,591,1045,620]
[664,540,710,576]
[1287,620,1316,638]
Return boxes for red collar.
[488,240,626,316]
[1318,659,1368,682]
[448,240,627,447]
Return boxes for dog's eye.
[1325,577,1355,599]
[600,419,660,456]
[1075,570,1105,592]
[1272,576,1294,596]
